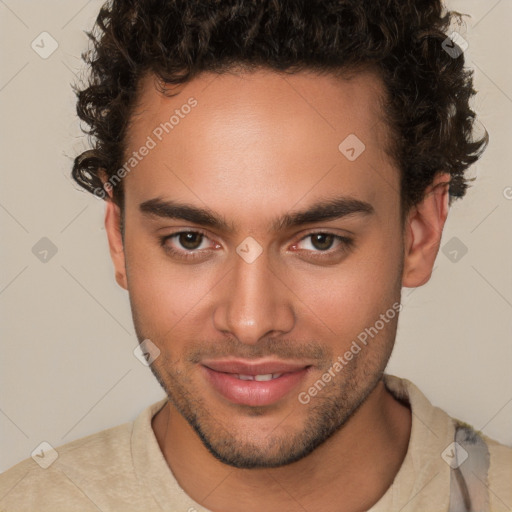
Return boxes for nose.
[212,250,295,345]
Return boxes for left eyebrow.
[271,197,375,231]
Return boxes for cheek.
[287,236,403,339]
[124,239,219,335]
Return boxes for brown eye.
[178,232,204,250]
[159,230,219,262]
[310,233,335,251]
[292,233,354,260]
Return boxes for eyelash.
[292,233,354,260]
[159,229,214,261]
[159,230,354,262]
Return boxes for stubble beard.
[144,334,394,469]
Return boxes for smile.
[201,360,311,407]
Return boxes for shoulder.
[0,400,167,512]
[384,374,512,511]
[485,434,512,511]
[0,422,134,511]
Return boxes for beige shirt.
[1,375,510,511]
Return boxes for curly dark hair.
[72,0,487,212]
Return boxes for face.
[112,68,407,468]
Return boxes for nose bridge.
[213,253,294,343]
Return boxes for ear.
[402,173,450,288]
[104,199,128,290]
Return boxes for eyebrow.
[139,196,374,232]
[273,197,374,231]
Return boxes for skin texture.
[104,68,449,512]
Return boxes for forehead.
[129,68,388,148]
[123,68,399,223]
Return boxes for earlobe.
[402,174,450,288]
[104,200,128,290]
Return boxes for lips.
[201,359,311,407]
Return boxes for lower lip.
[202,366,309,407]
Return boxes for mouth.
[201,359,312,407]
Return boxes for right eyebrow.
[139,198,232,231]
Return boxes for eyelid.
[291,230,353,248]
[159,228,221,253]
[160,227,215,241]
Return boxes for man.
[0,0,510,511]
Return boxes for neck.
[152,379,411,512]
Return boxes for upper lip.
[202,359,310,375]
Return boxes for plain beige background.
[0,0,511,473]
